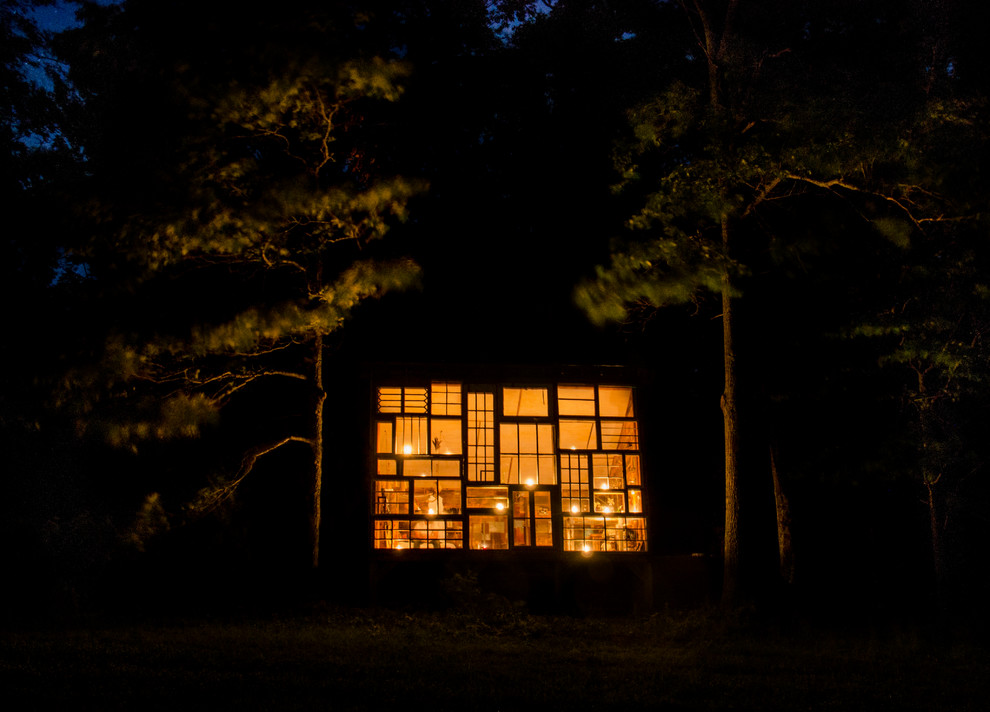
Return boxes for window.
[499,422,556,485]
[371,380,647,552]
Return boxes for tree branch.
[782,174,928,230]
[187,435,314,516]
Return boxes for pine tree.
[575,0,969,606]
[54,1,425,568]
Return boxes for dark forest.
[3,0,989,646]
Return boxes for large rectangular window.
[371,379,647,552]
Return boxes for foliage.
[48,3,426,560]
[569,0,989,608]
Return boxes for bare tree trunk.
[720,218,742,606]
[770,443,794,586]
[926,478,943,591]
[310,331,325,569]
[915,367,945,605]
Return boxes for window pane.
[535,519,553,547]
[601,420,639,450]
[593,492,625,514]
[374,481,408,514]
[628,489,642,513]
[377,458,397,475]
[499,423,518,453]
[605,517,646,551]
[622,518,647,552]
[413,480,440,514]
[561,453,590,514]
[502,455,556,485]
[403,458,460,478]
[563,516,602,552]
[431,382,462,416]
[537,423,555,453]
[404,458,433,477]
[512,490,530,517]
[467,392,495,482]
[513,491,530,546]
[469,515,508,550]
[517,424,539,453]
[374,520,410,549]
[599,386,634,417]
[559,420,597,450]
[466,486,508,511]
[377,388,402,413]
[438,480,462,514]
[376,422,393,453]
[503,387,548,417]
[534,491,552,518]
[430,418,462,455]
[411,519,463,548]
[558,385,596,416]
[625,455,641,485]
[403,388,428,413]
[378,387,429,414]
[538,455,556,484]
[396,417,427,454]
[413,479,460,515]
[592,454,624,490]
[432,460,460,478]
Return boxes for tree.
[849,91,990,618]
[575,0,965,606]
[54,1,425,568]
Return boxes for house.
[360,363,710,613]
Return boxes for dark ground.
[2,601,986,711]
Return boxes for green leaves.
[575,232,738,325]
[54,7,428,467]
[872,217,913,248]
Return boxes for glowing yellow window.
[466,486,509,511]
[395,417,427,455]
[558,385,596,416]
[430,382,462,416]
[469,515,508,550]
[374,481,409,514]
[430,418,462,455]
[599,386,634,417]
[502,387,548,417]
[559,420,597,450]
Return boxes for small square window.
[559,420,597,450]
[599,386,634,418]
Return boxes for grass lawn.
[2,605,986,711]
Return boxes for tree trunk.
[915,368,945,606]
[926,478,943,593]
[310,331,325,569]
[720,218,742,606]
[770,442,794,586]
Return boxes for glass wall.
[371,380,647,552]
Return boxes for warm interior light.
[570,504,580,514]
[403,444,412,455]
[582,544,591,553]
[525,478,535,487]
[428,508,436,515]
[602,506,613,514]
[495,502,505,511]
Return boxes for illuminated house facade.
[369,376,648,555]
